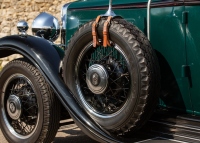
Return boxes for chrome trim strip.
[152,131,200,141]
[178,116,200,122]
[147,0,152,40]
[159,137,187,143]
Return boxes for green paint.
[185,6,200,115]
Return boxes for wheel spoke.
[109,78,121,88]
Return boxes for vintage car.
[0,0,199,142]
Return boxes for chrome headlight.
[32,12,60,42]
[17,20,29,35]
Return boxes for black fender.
[0,35,123,143]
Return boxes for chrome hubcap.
[7,95,21,120]
[86,64,109,94]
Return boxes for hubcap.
[7,95,21,120]
[86,64,108,94]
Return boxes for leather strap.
[103,16,112,47]
[92,15,101,47]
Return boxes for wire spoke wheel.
[76,44,131,115]
[63,17,160,135]
[0,59,60,143]
[2,74,38,137]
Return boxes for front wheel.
[63,18,160,134]
[0,59,60,143]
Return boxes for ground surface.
[0,122,98,143]
[0,119,189,143]
[0,125,186,143]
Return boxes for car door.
[185,0,200,115]
[150,0,193,114]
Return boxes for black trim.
[151,1,183,8]
[69,1,184,11]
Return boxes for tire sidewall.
[0,62,44,143]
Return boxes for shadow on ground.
[0,124,98,143]
[54,124,98,143]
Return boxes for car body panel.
[185,4,200,115]
[150,5,193,114]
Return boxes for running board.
[135,109,200,142]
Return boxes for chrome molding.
[149,120,200,131]
[147,0,152,40]
[154,131,200,141]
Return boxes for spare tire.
[63,17,160,134]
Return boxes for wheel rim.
[1,74,39,139]
[75,42,131,117]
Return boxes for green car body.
[65,0,200,116]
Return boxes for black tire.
[0,59,60,143]
[63,18,160,134]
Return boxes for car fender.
[0,35,122,143]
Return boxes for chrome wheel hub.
[86,64,108,94]
[6,95,21,120]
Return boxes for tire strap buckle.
[103,16,112,47]
[92,15,101,47]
